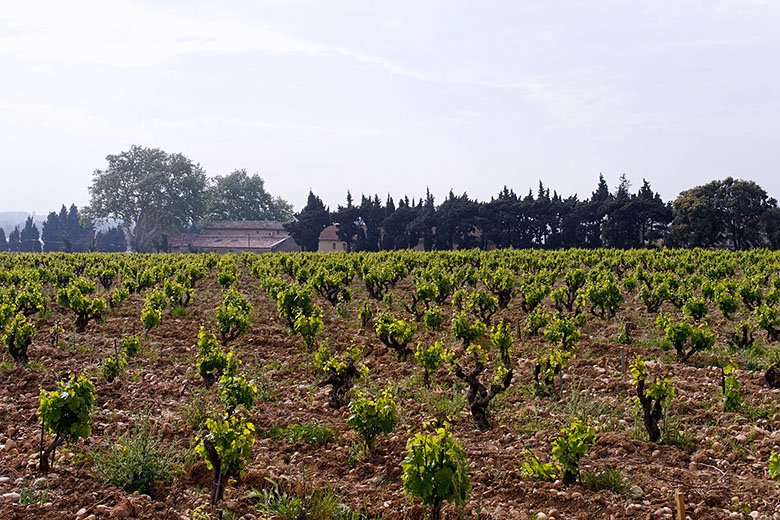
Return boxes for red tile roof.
[203,220,287,231]
[169,234,293,251]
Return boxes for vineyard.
[2,249,780,519]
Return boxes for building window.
[332,242,336,250]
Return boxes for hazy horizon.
[3,1,780,214]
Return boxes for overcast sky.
[2,0,780,214]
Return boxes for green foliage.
[525,307,551,337]
[93,413,176,495]
[83,145,208,252]
[520,452,559,481]
[216,257,240,288]
[38,375,95,470]
[196,413,256,503]
[586,273,623,319]
[110,286,129,308]
[14,282,45,316]
[450,311,486,346]
[467,290,498,326]
[293,309,323,349]
[215,288,253,346]
[164,279,192,308]
[101,352,127,383]
[261,421,338,446]
[375,313,416,360]
[347,387,399,454]
[39,375,95,443]
[358,302,373,329]
[581,468,630,494]
[770,452,780,484]
[402,425,471,520]
[423,307,443,329]
[756,304,780,342]
[276,285,315,332]
[683,298,709,322]
[715,286,740,320]
[140,301,162,335]
[218,373,258,415]
[4,313,34,365]
[415,341,444,388]
[723,360,742,412]
[57,279,106,332]
[630,355,674,443]
[195,327,230,387]
[551,419,596,484]
[122,335,141,357]
[543,314,581,350]
[657,316,716,363]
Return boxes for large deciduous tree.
[83,146,208,253]
[284,190,331,252]
[670,177,776,250]
[207,169,293,222]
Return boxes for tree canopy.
[206,169,293,222]
[83,145,208,253]
[284,190,331,252]
[670,177,777,250]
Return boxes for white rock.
[2,492,21,503]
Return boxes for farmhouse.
[169,220,301,254]
[318,224,348,252]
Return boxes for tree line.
[0,205,127,253]
[4,144,777,253]
[287,175,780,252]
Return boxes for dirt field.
[1,252,780,520]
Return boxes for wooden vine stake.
[675,490,685,520]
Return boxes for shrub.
[38,375,95,471]
[315,344,367,409]
[122,335,141,357]
[195,327,230,388]
[444,322,513,430]
[101,352,127,383]
[358,302,373,329]
[402,425,470,520]
[4,313,34,365]
[57,280,106,332]
[723,360,742,412]
[140,302,162,338]
[423,307,443,330]
[196,413,256,505]
[543,314,581,350]
[347,387,399,456]
[218,372,258,416]
[293,309,323,350]
[520,452,558,481]
[109,287,129,309]
[586,274,623,319]
[93,414,176,495]
[375,313,416,360]
[467,290,498,326]
[450,312,486,347]
[551,419,596,485]
[630,355,673,443]
[215,288,253,347]
[415,341,444,388]
[683,298,708,322]
[525,308,551,337]
[770,452,780,484]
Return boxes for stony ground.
[1,267,780,519]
